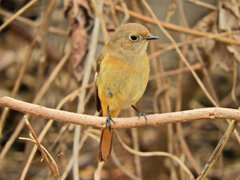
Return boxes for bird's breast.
[97,54,149,110]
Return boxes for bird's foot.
[131,105,153,121]
[105,107,115,131]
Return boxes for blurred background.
[0,0,240,179]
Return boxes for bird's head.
[107,23,159,59]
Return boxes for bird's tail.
[98,108,120,161]
[98,128,114,161]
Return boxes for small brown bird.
[95,23,158,161]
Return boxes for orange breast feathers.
[96,53,149,112]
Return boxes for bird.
[95,23,159,161]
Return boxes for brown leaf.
[70,26,88,68]
[219,0,240,30]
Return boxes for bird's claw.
[106,113,115,131]
[137,112,153,121]
[131,105,153,122]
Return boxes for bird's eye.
[129,35,138,42]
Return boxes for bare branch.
[0,96,240,128]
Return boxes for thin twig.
[111,148,140,180]
[0,0,38,31]
[22,116,60,180]
[20,65,96,180]
[131,128,142,179]
[20,0,58,179]
[0,41,36,138]
[129,108,143,179]
[86,130,145,180]
[61,130,90,180]
[142,3,240,178]
[0,45,70,161]
[0,8,68,36]
[94,162,105,180]
[175,1,216,174]
[196,121,238,180]
[72,0,102,178]
[73,118,81,180]
[143,1,240,146]
[104,0,240,45]
[175,1,202,174]
[185,0,217,10]
[91,0,108,43]
[116,132,195,180]
[141,0,218,107]
[231,59,238,105]
[48,83,94,150]
[149,30,240,59]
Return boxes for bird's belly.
[98,64,149,110]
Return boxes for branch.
[103,1,240,46]
[0,96,240,128]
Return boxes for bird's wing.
[95,47,108,113]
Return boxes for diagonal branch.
[103,0,240,45]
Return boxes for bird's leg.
[131,105,153,121]
[98,109,103,116]
[106,106,115,131]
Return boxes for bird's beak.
[146,35,159,40]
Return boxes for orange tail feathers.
[98,108,120,161]
[99,128,114,161]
